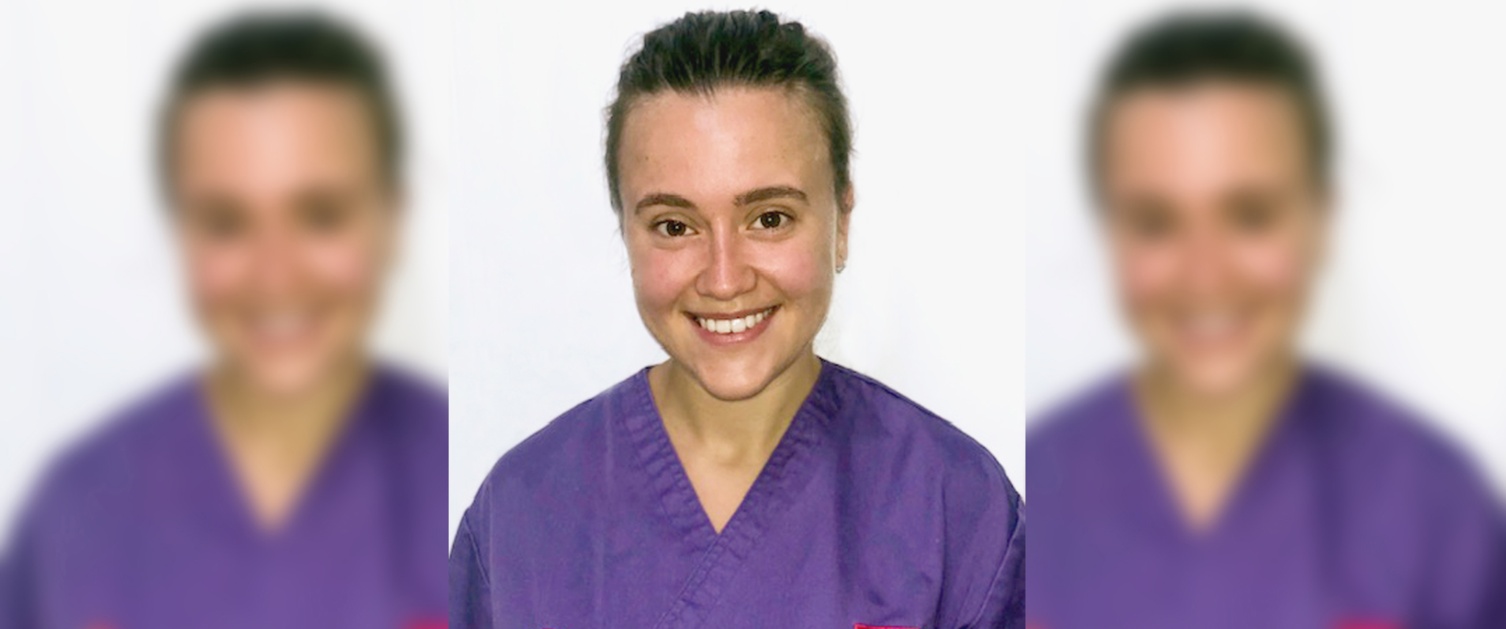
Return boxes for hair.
[605,9,852,214]
[1087,10,1332,197]
[157,10,403,195]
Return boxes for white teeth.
[252,312,311,341]
[694,308,773,335]
[1182,312,1238,340]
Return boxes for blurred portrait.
[0,7,448,628]
[1026,6,1506,629]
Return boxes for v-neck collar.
[1112,367,1315,548]
[180,367,383,547]
[619,358,838,629]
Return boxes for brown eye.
[1116,200,1175,241]
[1228,198,1277,233]
[191,201,246,241]
[754,211,789,230]
[298,194,352,234]
[655,219,689,237]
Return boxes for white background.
[448,0,1028,539]
[1022,0,1506,491]
[0,0,451,525]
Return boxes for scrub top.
[1027,365,1506,629]
[451,359,1024,629]
[0,365,448,629]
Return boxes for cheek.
[302,232,381,296]
[752,230,833,309]
[186,241,253,307]
[1115,241,1180,311]
[628,240,699,312]
[1230,234,1309,302]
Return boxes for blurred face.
[618,87,850,401]
[170,82,395,397]
[1099,82,1327,396]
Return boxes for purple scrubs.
[1027,365,1506,629]
[450,360,1024,628]
[0,365,448,629]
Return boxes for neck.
[1133,353,1300,530]
[203,355,370,530]
[1137,355,1298,434]
[652,351,822,466]
[207,357,370,438]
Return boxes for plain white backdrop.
[1022,0,1506,491]
[448,0,1028,540]
[0,0,451,524]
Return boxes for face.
[1099,82,1327,396]
[617,87,850,401]
[170,82,396,397]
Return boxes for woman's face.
[1100,82,1327,396]
[171,82,395,397]
[617,86,850,401]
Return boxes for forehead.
[172,81,379,192]
[1100,81,1309,195]
[616,86,831,202]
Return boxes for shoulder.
[364,364,448,473]
[822,361,1020,506]
[14,376,197,531]
[1026,374,1127,475]
[1301,366,1499,516]
[462,370,645,519]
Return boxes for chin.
[240,355,337,398]
[1170,355,1262,399]
[686,358,779,402]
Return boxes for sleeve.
[940,443,1026,629]
[965,502,1025,629]
[449,510,494,629]
[1467,506,1506,629]
[1419,465,1506,629]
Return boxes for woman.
[1027,11,1505,629]
[450,10,1024,628]
[0,12,447,629]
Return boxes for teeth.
[252,311,312,341]
[1181,312,1238,340]
[694,308,773,336]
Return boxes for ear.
[836,185,854,271]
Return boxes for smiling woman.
[449,10,1024,629]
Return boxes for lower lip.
[690,308,776,346]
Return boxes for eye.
[190,201,247,241]
[1228,197,1278,233]
[752,211,791,230]
[654,219,690,237]
[299,197,351,234]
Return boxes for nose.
[248,227,299,297]
[1181,225,1231,294]
[695,227,757,300]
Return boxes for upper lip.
[686,306,776,320]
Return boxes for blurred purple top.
[0,365,449,629]
[1027,365,1506,629]
[450,360,1024,628]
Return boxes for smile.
[689,306,777,336]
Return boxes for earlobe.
[836,191,852,273]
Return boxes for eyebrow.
[634,192,695,214]
[632,185,809,214]
[736,186,807,206]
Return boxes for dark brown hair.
[158,10,402,195]
[1088,10,1331,197]
[605,10,852,214]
